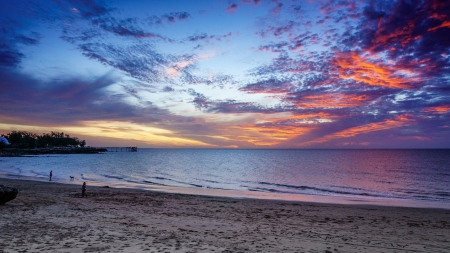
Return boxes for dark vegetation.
[0,131,106,156]
[1,131,86,148]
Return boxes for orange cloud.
[240,125,311,139]
[299,115,412,147]
[246,139,280,146]
[234,113,338,146]
[373,20,420,48]
[428,21,450,32]
[235,114,332,146]
[333,52,416,89]
[422,105,450,114]
[292,93,370,108]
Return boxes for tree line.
[0,131,86,149]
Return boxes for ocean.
[1,149,450,208]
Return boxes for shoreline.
[0,147,108,157]
[1,177,450,252]
[2,173,450,211]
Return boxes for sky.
[0,0,449,149]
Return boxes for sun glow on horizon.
[1,0,449,148]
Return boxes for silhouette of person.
[49,170,52,181]
[81,182,87,197]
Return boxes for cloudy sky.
[1,0,449,148]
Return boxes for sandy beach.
[1,178,449,253]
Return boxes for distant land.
[0,131,107,157]
[0,147,108,157]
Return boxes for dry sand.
[1,178,449,253]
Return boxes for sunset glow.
[0,0,449,148]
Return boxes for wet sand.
[1,178,449,252]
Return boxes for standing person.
[81,182,87,197]
[49,170,52,181]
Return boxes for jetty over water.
[102,147,137,152]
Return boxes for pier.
[102,147,137,152]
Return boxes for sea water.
[1,149,449,208]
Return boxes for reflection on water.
[1,149,449,203]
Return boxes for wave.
[142,176,205,188]
[102,174,124,180]
[188,183,204,188]
[434,191,450,197]
[142,180,166,186]
[247,184,382,198]
[255,181,359,195]
[204,179,220,184]
[30,170,51,178]
[254,182,449,201]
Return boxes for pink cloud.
[225,4,238,12]
[272,3,283,15]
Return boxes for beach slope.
[0,178,449,252]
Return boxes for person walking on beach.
[81,182,87,197]
[49,170,52,181]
